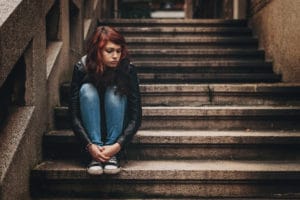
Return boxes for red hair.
[86,26,128,76]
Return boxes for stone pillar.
[185,0,194,19]
[223,0,233,19]
[114,0,119,18]
[233,0,247,19]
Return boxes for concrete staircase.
[31,19,300,199]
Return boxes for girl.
[69,26,142,175]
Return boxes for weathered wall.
[0,0,112,199]
[0,1,46,199]
[249,0,300,82]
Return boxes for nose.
[112,51,118,59]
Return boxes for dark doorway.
[119,0,185,19]
[193,0,233,19]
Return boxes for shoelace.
[108,156,117,164]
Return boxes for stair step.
[126,37,257,43]
[130,49,263,54]
[142,106,300,130]
[138,73,281,83]
[136,66,273,73]
[54,106,300,130]
[31,160,300,198]
[141,83,300,106]
[34,199,298,200]
[134,60,273,73]
[98,19,248,27]
[43,130,300,160]
[60,83,300,106]
[118,27,253,37]
[35,199,296,200]
[130,49,265,61]
[127,37,258,49]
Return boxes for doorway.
[193,0,234,19]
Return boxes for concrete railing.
[0,1,113,199]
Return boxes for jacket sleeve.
[69,62,92,147]
[117,65,142,148]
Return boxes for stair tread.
[54,106,300,130]
[142,106,300,116]
[33,160,300,180]
[46,130,300,144]
[138,73,279,77]
[131,48,260,51]
[134,60,270,63]
[133,60,271,66]
[99,18,247,24]
[127,37,256,42]
[118,26,251,32]
[57,105,300,109]
[34,199,291,200]
[63,82,300,87]
[130,49,263,54]
[141,82,300,86]
[135,130,300,143]
[56,105,300,111]
[62,82,300,94]
[48,129,300,137]
[140,83,300,92]
[142,105,300,109]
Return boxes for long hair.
[86,26,130,95]
[86,26,128,76]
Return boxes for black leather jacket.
[69,56,142,149]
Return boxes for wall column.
[184,0,194,19]
[233,0,247,19]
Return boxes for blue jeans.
[79,83,127,146]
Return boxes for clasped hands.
[87,143,121,163]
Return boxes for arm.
[117,64,142,148]
[69,62,92,147]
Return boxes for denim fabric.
[79,83,127,146]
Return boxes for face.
[101,41,122,68]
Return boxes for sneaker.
[87,160,103,175]
[104,156,121,174]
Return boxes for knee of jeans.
[106,86,126,104]
[80,83,98,100]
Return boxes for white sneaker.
[87,160,103,175]
[104,156,121,174]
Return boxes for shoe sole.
[104,168,121,174]
[87,169,103,175]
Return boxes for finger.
[98,146,105,151]
[94,157,106,163]
[103,151,114,158]
[96,156,109,163]
[97,152,110,161]
[93,153,108,162]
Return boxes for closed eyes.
[105,48,121,54]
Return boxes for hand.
[87,144,110,162]
[102,143,121,158]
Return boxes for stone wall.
[249,0,300,82]
[0,0,112,199]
